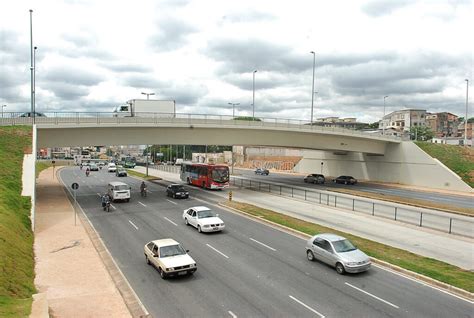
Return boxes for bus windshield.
[211,168,229,183]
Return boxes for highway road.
[234,168,474,210]
[60,167,472,318]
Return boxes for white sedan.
[182,206,225,233]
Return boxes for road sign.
[71,183,79,190]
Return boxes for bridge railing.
[229,176,473,238]
[0,111,400,141]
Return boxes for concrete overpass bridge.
[1,112,471,192]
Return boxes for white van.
[107,181,131,202]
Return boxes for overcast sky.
[1,0,472,123]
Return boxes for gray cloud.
[120,74,166,89]
[43,82,90,100]
[42,65,106,86]
[221,10,276,24]
[149,17,197,51]
[161,84,209,106]
[362,0,412,17]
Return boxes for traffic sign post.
[52,160,56,179]
[71,183,79,226]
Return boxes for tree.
[410,126,434,141]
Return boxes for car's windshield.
[160,244,187,257]
[211,168,229,183]
[332,239,357,253]
[173,186,185,191]
[197,210,215,218]
[115,185,129,191]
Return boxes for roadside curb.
[56,167,151,318]
[218,202,474,302]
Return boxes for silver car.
[305,233,371,274]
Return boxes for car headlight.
[166,267,173,271]
[190,263,196,267]
[204,224,210,228]
[346,262,358,266]
[220,223,225,226]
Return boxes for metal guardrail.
[136,163,181,174]
[0,112,401,142]
[229,177,473,238]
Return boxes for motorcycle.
[103,199,111,212]
[85,170,90,177]
[140,187,147,197]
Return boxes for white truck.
[113,99,176,117]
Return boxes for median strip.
[221,201,474,295]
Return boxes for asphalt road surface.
[60,167,472,318]
[234,168,474,210]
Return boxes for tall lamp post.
[383,95,389,135]
[141,92,155,100]
[29,9,34,122]
[1,105,6,118]
[252,70,257,120]
[310,51,316,125]
[33,46,37,116]
[465,79,469,147]
[228,102,240,118]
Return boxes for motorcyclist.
[140,181,147,196]
[85,167,90,176]
[101,193,111,211]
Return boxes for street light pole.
[33,46,37,117]
[228,102,240,118]
[383,95,389,135]
[465,79,469,147]
[252,70,257,120]
[310,51,315,125]
[1,105,6,118]
[141,92,155,100]
[29,9,34,122]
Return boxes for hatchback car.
[89,163,99,171]
[116,167,127,177]
[167,184,189,199]
[19,112,46,117]
[333,175,357,185]
[255,168,269,175]
[107,163,117,172]
[306,233,371,274]
[304,174,325,184]
[144,239,197,279]
[182,206,225,233]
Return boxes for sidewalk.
[134,166,474,270]
[32,167,132,318]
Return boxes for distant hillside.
[415,142,474,188]
[0,126,35,317]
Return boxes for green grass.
[224,201,474,292]
[0,126,35,317]
[35,161,52,178]
[415,142,474,187]
[126,169,161,181]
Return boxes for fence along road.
[229,177,473,238]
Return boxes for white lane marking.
[110,204,116,210]
[345,282,399,309]
[128,220,138,230]
[138,201,146,207]
[147,189,153,193]
[228,311,237,318]
[289,295,325,317]
[372,263,474,304]
[82,180,86,183]
[97,193,101,197]
[206,244,229,259]
[249,237,277,251]
[166,199,177,205]
[164,217,178,226]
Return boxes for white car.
[144,239,197,279]
[107,163,117,172]
[182,206,225,233]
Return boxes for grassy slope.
[415,142,474,187]
[0,126,35,317]
[225,201,474,292]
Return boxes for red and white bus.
[180,162,229,189]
